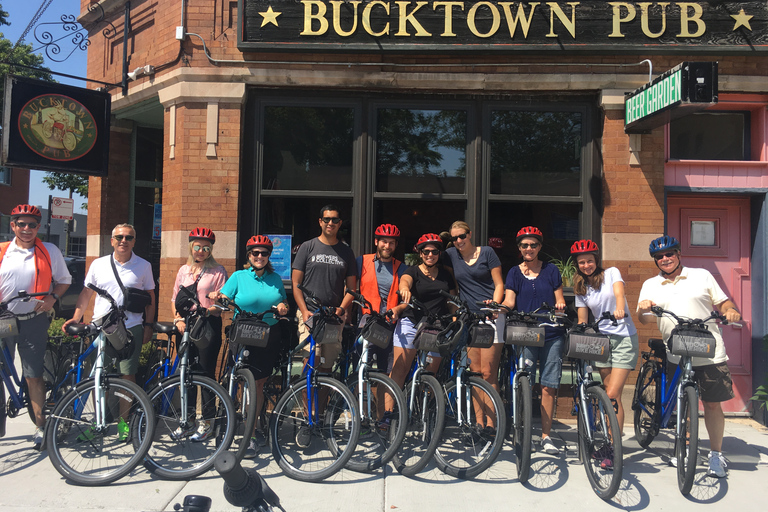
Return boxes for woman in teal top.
[217,235,288,455]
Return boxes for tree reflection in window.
[490,111,582,196]
[376,109,467,194]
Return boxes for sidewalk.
[1,413,767,512]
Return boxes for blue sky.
[3,0,89,213]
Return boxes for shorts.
[523,335,564,389]
[487,314,505,344]
[393,318,440,358]
[694,362,734,403]
[594,333,639,370]
[116,324,145,376]
[295,311,342,368]
[2,313,50,378]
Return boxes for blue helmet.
[649,236,680,256]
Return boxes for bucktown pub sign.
[238,1,768,52]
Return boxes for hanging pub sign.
[2,75,111,177]
[238,1,768,52]
[624,61,717,133]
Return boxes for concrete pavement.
[1,412,767,512]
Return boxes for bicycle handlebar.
[646,305,743,328]
[0,290,53,309]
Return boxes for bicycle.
[632,306,739,495]
[44,284,156,485]
[432,291,507,479]
[139,324,180,392]
[141,296,236,480]
[343,289,407,472]
[268,285,360,482]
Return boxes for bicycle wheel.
[392,374,445,477]
[45,378,155,485]
[577,386,623,500]
[270,376,360,482]
[143,375,236,479]
[435,376,507,479]
[676,385,699,495]
[633,361,661,448]
[514,374,533,483]
[345,372,407,472]
[220,368,257,461]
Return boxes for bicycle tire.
[345,372,407,472]
[270,376,360,482]
[514,374,533,484]
[577,386,623,500]
[45,377,155,485]
[435,376,507,479]
[633,361,661,448]
[220,367,258,461]
[676,385,699,495]
[392,374,445,477]
[143,375,236,480]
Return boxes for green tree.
[42,172,88,209]
[0,3,54,100]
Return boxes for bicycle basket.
[668,326,716,358]
[504,320,545,347]
[413,319,442,353]
[360,314,395,349]
[230,316,271,348]
[565,327,610,363]
[97,309,134,360]
[312,315,343,345]
[188,314,215,349]
[0,309,19,337]
[468,321,495,349]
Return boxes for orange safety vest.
[359,254,401,315]
[0,239,53,294]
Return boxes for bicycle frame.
[143,336,180,388]
[49,337,98,403]
[636,355,695,434]
[505,345,532,432]
[573,359,611,449]
[0,341,29,413]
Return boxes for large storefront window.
[260,197,354,253]
[669,111,750,161]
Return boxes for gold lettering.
[330,1,361,37]
[433,2,464,37]
[608,2,635,38]
[21,110,34,120]
[395,1,432,36]
[639,2,668,38]
[546,2,579,38]
[467,2,500,38]
[362,1,390,37]
[300,1,329,36]
[84,121,93,129]
[677,2,705,37]
[499,2,539,38]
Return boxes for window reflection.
[490,111,582,196]
[376,109,467,194]
[670,112,749,161]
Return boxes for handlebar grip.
[439,289,462,304]
[214,452,263,508]
[87,283,110,297]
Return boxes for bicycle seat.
[648,338,667,357]
[154,321,177,334]
[65,323,91,336]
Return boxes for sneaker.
[481,426,497,441]
[462,425,483,447]
[708,451,727,478]
[541,436,559,455]
[170,423,197,441]
[117,418,130,442]
[295,425,312,449]
[359,425,373,440]
[669,455,689,468]
[599,445,614,470]
[77,425,95,442]
[190,420,213,442]
[32,426,44,447]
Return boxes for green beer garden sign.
[238,1,768,52]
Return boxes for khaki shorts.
[694,362,735,403]
[296,311,341,369]
[594,333,639,370]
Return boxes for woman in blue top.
[502,226,566,456]
[216,235,288,454]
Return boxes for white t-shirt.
[85,253,155,328]
[574,267,637,337]
[0,239,72,314]
[637,266,729,366]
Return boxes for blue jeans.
[523,335,564,389]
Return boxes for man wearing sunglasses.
[637,235,740,479]
[65,224,155,384]
[292,204,357,369]
[0,204,71,448]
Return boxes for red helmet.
[570,239,599,256]
[11,204,42,221]
[488,237,503,249]
[189,227,215,244]
[414,233,443,252]
[374,223,400,239]
[516,226,543,243]
[246,235,273,252]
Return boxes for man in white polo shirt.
[0,204,71,448]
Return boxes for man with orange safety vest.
[0,204,71,448]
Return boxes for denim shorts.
[394,317,439,358]
[523,335,564,389]
[594,333,639,370]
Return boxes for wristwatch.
[51,292,60,301]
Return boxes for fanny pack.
[111,256,152,314]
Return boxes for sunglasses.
[653,251,677,261]
[321,217,342,225]
[450,233,468,243]
[14,221,39,229]
[113,235,135,242]
[519,243,539,249]
[193,245,212,253]
[249,250,271,257]
[421,249,440,256]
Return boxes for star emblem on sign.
[260,6,281,28]
[731,8,753,31]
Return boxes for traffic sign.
[51,197,74,220]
